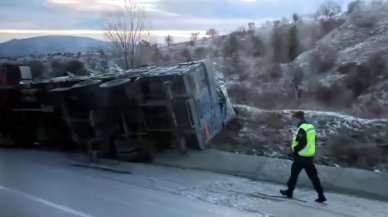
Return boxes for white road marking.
[0,185,96,217]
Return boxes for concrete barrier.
[154,149,388,201]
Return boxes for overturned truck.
[0,61,235,161]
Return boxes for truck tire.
[138,138,157,162]
[178,136,187,155]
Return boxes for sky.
[0,0,353,43]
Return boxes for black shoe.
[280,189,293,198]
[315,195,327,203]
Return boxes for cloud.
[0,0,354,42]
[48,0,180,16]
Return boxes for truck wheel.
[138,138,157,162]
[178,136,187,155]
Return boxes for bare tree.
[136,40,154,66]
[248,22,256,31]
[190,32,200,46]
[105,0,148,69]
[181,48,192,62]
[286,67,305,105]
[292,13,300,23]
[165,35,174,47]
[206,28,218,39]
[347,0,364,14]
[315,0,342,20]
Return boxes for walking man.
[280,111,327,203]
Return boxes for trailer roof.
[35,61,205,85]
[120,62,202,79]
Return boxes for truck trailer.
[0,61,235,161]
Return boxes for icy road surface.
[0,150,387,217]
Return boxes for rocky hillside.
[288,3,388,117]
[214,2,388,118]
[207,2,388,172]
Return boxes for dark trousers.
[287,157,324,195]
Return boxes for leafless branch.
[104,0,149,69]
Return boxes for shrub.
[66,60,87,75]
[97,59,109,74]
[194,47,208,59]
[250,35,266,57]
[180,48,192,62]
[319,19,343,36]
[288,25,300,61]
[262,112,286,128]
[354,13,377,28]
[327,132,382,169]
[151,46,163,65]
[347,0,364,15]
[253,92,293,109]
[287,66,305,104]
[314,82,353,107]
[363,100,385,118]
[366,53,385,76]
[345,54,385,97]
[51,60,88,76]
[162,54,171,62]
[345,66,371,97]
[254,73,271,83]
[268,63,282,79]
[27,60,45,78]
[271,27,287,62]
[338,62,358,74]
[314,83,332,104]
[222,34,239,58]
[136,42,154,66]
[211,49,221,58]
[291,67,304,87]
[51,61,67,76]
[308,46,336,73]
[238,71,250,82]
[212,37,225,48]
[227,85,249,104]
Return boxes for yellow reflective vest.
[292,123,316,157]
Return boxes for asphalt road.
[0,149,387,217]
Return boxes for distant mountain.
[0,36,110,57]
